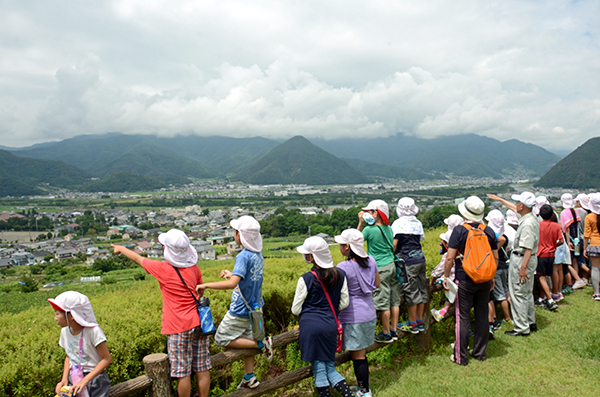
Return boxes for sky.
[1,0,599,153]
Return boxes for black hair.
[570,208,578,227]
[550,212,559,223]
[347,247,369,269]
[313,266,342,292]
[539,204,553,221]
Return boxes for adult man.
[443,196,498,365]
[501,191,540,336]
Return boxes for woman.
[584,193,600,300]
[335,229,379,397]
[292,236,353,397]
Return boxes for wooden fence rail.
[109,285,434,397]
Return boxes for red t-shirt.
[142,259,203,335]
[538,220,563,258]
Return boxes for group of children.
[50,191,600,396]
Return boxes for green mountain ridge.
[235,136,370,185]
[534,137,600,189]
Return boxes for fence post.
[143,353,172,397]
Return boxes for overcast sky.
[1,0,599,153]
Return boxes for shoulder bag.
[311,270,343,353]
[377,225,406,286]
[173,267,217,336]
[236,286,265,341]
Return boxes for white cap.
[230,216,263,252]
[575,193,590,211]
[533,196,549,216]
[439,230,452,242]
[589,192,600,215]
[444,214,464,231]
[297,236,334,268]
[48,291,98,327]
[485,209,505,236]
[458,196,485,222]
[334,229,368,258]
[362,200,390,225]
[158,229,198,268]
[396,197,419,217]
[506,209,519,225]
[561,193,574,209]
[511,191,536,208]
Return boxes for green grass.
[359,287,600,397]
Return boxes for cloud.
[0,0,599,151]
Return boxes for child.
[335,229,379,397]
[292,236,352,397]
[583,193,600,300]
[560,193,588,289]
[49,291,111,397]
[536,204,563,310]
[485,210,512,326]
[430,215,463,322]
[196,216,273,390]
[357,199,399,343]
[391,197,427,334]
[112,229,211,397]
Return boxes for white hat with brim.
[297,236,334,268]
[485,209,505,236]
[48,291,98,327]
[230,216,263,252]
[158,229,198,268]
[396,197,419,217]
[561,193,574,209]
[511,192,536,208]
[575,193,591,211]
[334,229,368,258]
[506,209,519,225]
[439,230,452,242]
[589,193,600,215]
[533,196,549,216]
[444,214,464,231]
[362,200,390,225]
[458,196,485,222]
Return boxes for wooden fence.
[109,288,435,397]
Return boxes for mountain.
[0,149,92,197]
[535,137,600,189]
[91,142,214,184]
[341,158,439,180]
[235,136,370,185]
[312,134,560,178]
[81,172,166,193]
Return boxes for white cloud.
[0,0,599,152]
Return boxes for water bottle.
[198,297,216,335]
[573,238,580,256]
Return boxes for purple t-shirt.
[337,256,378,324]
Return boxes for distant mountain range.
[535,137,600,189]
[1,132,565,196]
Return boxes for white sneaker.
[262,336,273,362]
[237,375,260,389]
[573,280,586,289]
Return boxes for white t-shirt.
[59,326,107,373]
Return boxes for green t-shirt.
[362,225,395,268]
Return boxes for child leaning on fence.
[49,291,111,397]
[112,229,211,397]
[196,216,273,391]
[292,236,353,397]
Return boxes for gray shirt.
[514,211,540,257]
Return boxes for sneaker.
[592,294,600,301]
[582,278,589,286]
[390,330,399,341]
[398,322,419,334]
[544,300,558,311]
[417,322,425,333]
[562,286,571,295]
[573,280,586,290]
[375,331,394,344]
[502,318,513,325]
[492,319,501,331]
[237,375,259,390]
[489,326,495,340]
[261,336,273,362]
[557,293,564,302]
[431,308,445,322]
[534,298,545,307]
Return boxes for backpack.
[461,223,497,283]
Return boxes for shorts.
[402,262,428,306]
[372,262,402,310]
[167,327,212,378]
[587,245,600,258]
[342,320,376,351]
[214,311,253,347]
[492,268,509,301]
[536,256,554,276]
[70,371,110,397]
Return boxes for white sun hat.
[334,229,368,258]
[561,193,574,209]
[396,197,419,217]
[533,196,549,216]
[589,192,600,215]
[458,196,485,222]
[230,215,263,252]
[158,229,198,268]
[297,236,334,268]
[485,209,505,236]
[511,191,536,208]
[444,214,464,231]
[575,193,591,211]
[48,291,98,327]
[506,209,519,225]
[362,199,390,225]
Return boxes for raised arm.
[487,194,517,212]
[112,244,144,266]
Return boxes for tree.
[20,276,39,293]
